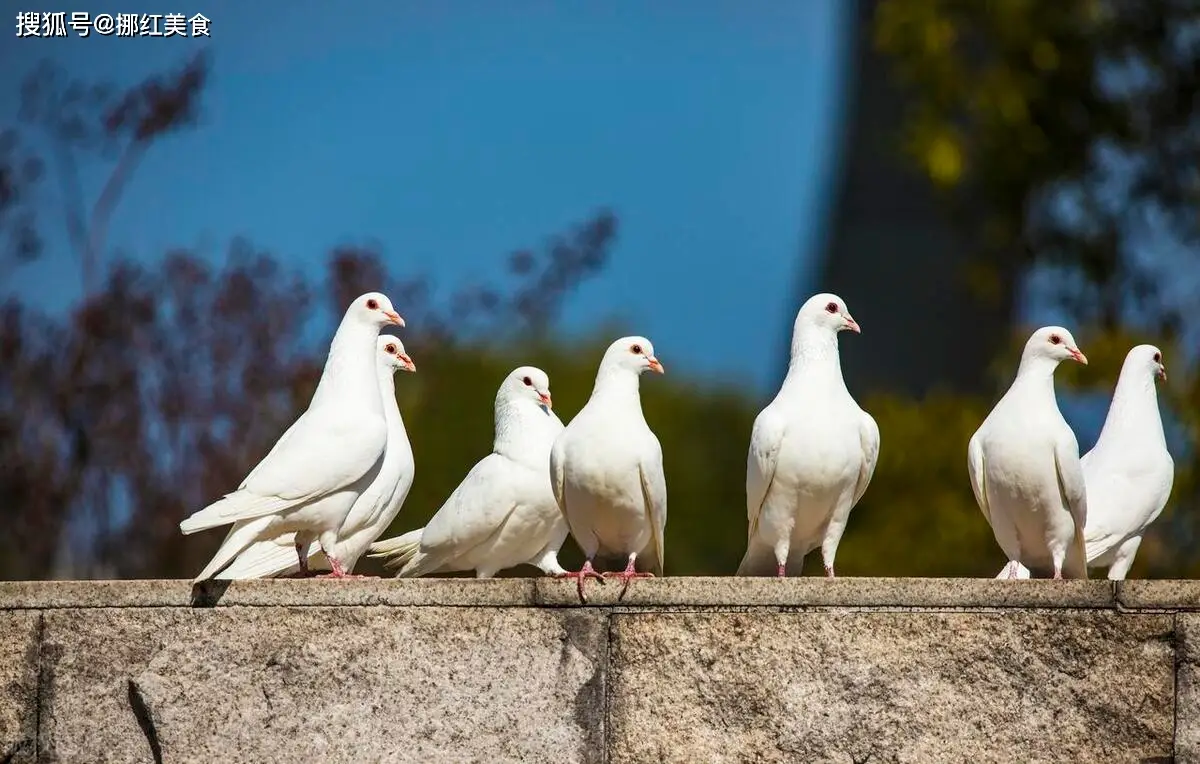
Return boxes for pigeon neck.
[375,369,406,437]
[1093,371,1166,454]
[593,364,642,399]
[311,322,383,414]
[493,397,556,466]
[784,328,844,387]
[1013,355,1061,394]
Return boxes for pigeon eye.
[366,298,379,310]
[1049,334,1062,345]
[1153,352,1162,363]
[385,344,396,354]
[631,344,643,355]
[825,302,838,314]
[522,376,532,386]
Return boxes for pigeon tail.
[215,538,324,580]
[367,528,424,571]
[180,491,302,534]
[193,515,277,581]
[736,537,781,577]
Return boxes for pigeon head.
[1024,326,1087,366]
[797,293,860,335]
[350,292,405,328]
[1128,344,1167,382]
[603,336,664,376]
[378,336,416,373]
[504,366,553,409]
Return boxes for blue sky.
[1,0,848,392]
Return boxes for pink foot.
[314,557,371,580]
[557,560,605,603]
[1053,568,1063,580]
[776,563,786,578]
[602,558,654,600]
[824,565,835,579]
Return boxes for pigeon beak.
[843,315,861,334]
[538,392,553,409]
[398,353,416,372]
[1069,347,1088,365]
[1157,364,1167,382]
[647,356,665,374]
[383,310,405,327]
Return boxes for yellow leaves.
[923,18,957,54]
[926,132,964,186]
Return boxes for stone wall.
[0,577,1195,763]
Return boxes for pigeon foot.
[603,559,654,600]
[776,563,786,578]
[314,557,368,579]
[824,565,835,578]
[558,560,605,603]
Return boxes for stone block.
[39,606,606,763]
[0,612,39,763]
[609,611,1173,763]
[1176,613,1200,761]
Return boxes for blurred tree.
[0,210,624,578]
[16,52,209,294]
[859,0,1200,576]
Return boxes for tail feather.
[215,536,322,580]
[1065,525,1089,580]
[193,516,276,581]
[180,492,299,535]
[367,528,423,571]
[735,537,778,577]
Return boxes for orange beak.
[647,356,665,374]
[1069,347,1088,365]
[844,315,861,334]
[383,310,405,327]
[398,353,416,372]
[538,392,553,409]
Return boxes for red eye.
[631,344,643,355]
[385,344,396,354]
[825,302,838,314]
[366,298,379,310]
[1153,352,1162,363]
[1049,334,1061,345]
[522,376,532,386]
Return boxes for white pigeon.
[180,292,405,581]
[995,344,1174,581]
[969,326,1090,579]
[212,336,417,580]
[551,336,667,601]
[367,366,568,578]
[736,293,879,578]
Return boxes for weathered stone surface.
[1118,579,1200,610]
[39,606,606,764]
[533,576,1118,609]
[1177,613,1200,761]
[609,611,1174,764]
[0,576,1120,611]
[0,611,39,763]
[0,577,541,610]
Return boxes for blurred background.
[1,0,1197,580]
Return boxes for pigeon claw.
[558,560,605,603]
[603,569,654,601]
[824,565,835,579]
[602,558,654,601]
